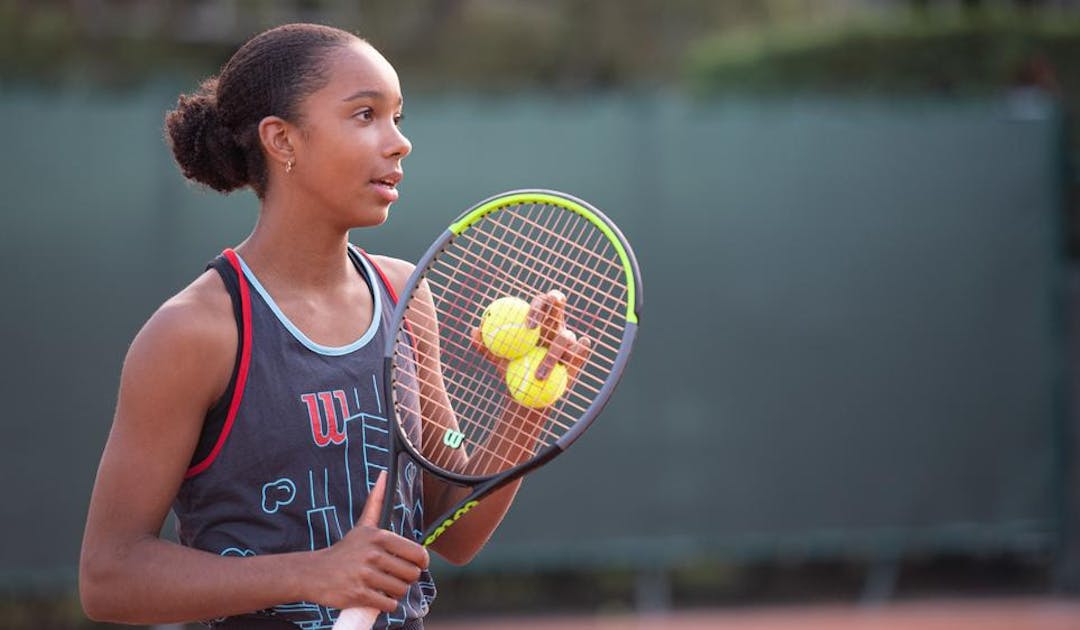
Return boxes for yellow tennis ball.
[505,347,568,408]
[481,297,540,359]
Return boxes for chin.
[349,205,391,229]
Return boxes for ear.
[257,115,296,171]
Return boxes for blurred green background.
[2,0,1079,628]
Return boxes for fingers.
[361,549,424,604]
[471,325,500,365]
[562,335,593,382]
[375,529,430,571]
[355,533,427,611]
[522,290,593,382]
[527,290,566,345]
[476,290,569,368]
[354,471,429,593]
[538,331,592,381]
[481,289,592,386]
[329,527,429,611]
[319,471,433,612]
[372,547,426,587]
[358,470,387,527]
[354,569,410,611]
[334,587,398,615]
[537,328,574,380]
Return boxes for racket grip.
[333,607,378,630]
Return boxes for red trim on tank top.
[356,248,400,305]
[354,247,423,358]
[185,249,253,478]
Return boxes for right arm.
[79,272,427,624]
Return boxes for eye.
[393,112,405,127]
[353,107,374,122]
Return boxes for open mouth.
[371,171,402,189]
[370,173,402,203]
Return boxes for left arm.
[371,255,585,565]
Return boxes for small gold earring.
[285,159,294,173]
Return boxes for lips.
[371,171,402,188]
[370,170,402,202]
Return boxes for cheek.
[328,130,379,180]
[308,121,371,163]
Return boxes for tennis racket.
[334,189,642,630]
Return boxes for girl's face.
[289,41,412,228]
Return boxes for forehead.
[314,41,402,104]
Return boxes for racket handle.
[333,607,378,630]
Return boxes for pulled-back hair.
[165,23,359,198]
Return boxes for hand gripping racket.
[334,190,642,629]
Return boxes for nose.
[386,123,411,159]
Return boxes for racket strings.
[393,328,584,460]
[461,239,626,349]
[394,346,594,429]
[393,342,577,439]
[395,302,610,405]
[397,276,619,393]
[514,202,624,278]
[512,203,627,297]
[428,203,624,468]
[398,390,549,475]
[463,222,627,344]
[421,262,625,364]
[393,202,630,479]
[391,322,569,473]
[428,220,626,373]
[432,224,628,354]
[397,371,560,474]
[440,204,622,363]
[465,207,629,324]
[424,250,622,402]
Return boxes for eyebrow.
[342,89,402,105]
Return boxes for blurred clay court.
[430,600,1080,630]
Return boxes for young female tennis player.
[79,23,587,630]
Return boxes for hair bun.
[164,77,250,193]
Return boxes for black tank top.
[173,246,434,629]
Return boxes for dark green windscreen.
[0,91,1063,584]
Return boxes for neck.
[236,194,353,290]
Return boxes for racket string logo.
[423,500,480,546]
[442,428,465,449]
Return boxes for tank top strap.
[349,244,401,306]
[187,249,253,476]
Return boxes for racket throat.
[424,499,480,546]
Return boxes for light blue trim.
[233,250,382,356]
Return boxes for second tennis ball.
[481,296,540,359]
[505,347,568,408]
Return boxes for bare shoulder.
[83,269,239,559]
[123,269,236,412]
[139,270,233,354]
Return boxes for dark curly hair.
[165,23,360,198]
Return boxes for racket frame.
[374,189,642,545]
